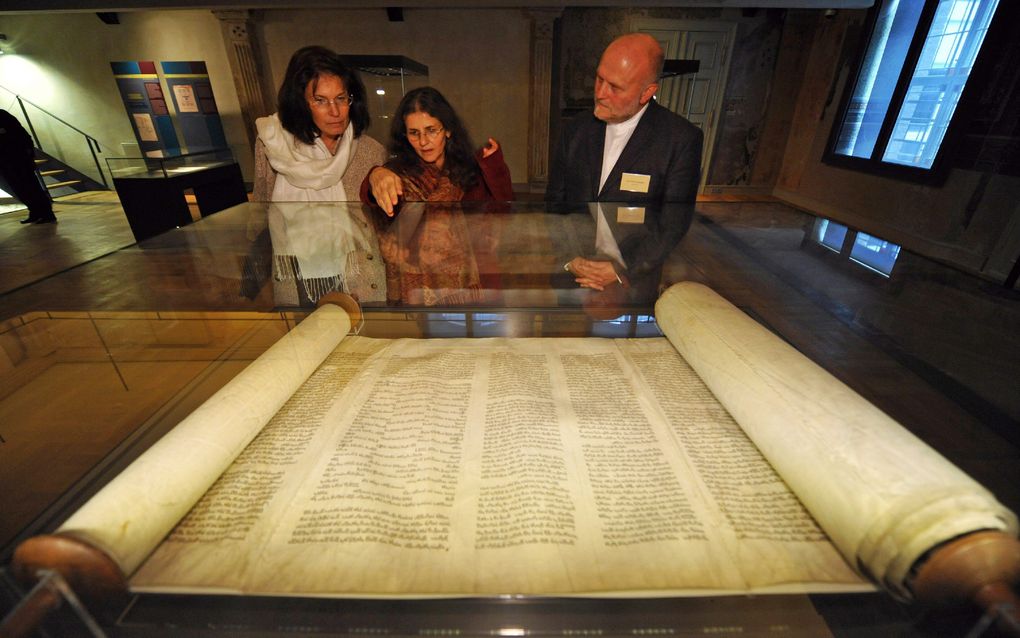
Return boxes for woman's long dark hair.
[386,87,480,190]
[277,45,370,145]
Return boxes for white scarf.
[255,113,355,201]
[268,203,368,302]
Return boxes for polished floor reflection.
[0,192,137,295]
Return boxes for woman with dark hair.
[253,45,385,201]
[253,46,388,307]
[361,86,512,216]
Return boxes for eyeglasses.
[406,126,444,143]
[309,95,353,110]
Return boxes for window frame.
[822,0,1003,184]
[801,218,900,284]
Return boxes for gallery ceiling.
[1,0,874,14]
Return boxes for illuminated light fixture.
[376,88,385,95]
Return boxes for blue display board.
[110,60,181,157]
[160,61,228,153]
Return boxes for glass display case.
[106,148,237,180]
[106,148,247,242]
[342,55,429,144]
[1,200,1017,637]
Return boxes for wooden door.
[634,19,735,190]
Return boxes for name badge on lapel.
[617,207,645,224]
[619,173,650,193]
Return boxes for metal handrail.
[4,89,104,148]
[2,85,111,188]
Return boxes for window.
[591,314,658,338]
[810,218,902,277]
[827,0,1001,177]
[816,219,849,253]
[850,232,901,276]
[422,312,509,337]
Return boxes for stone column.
[525,9,559,187]
[213,10,273,151]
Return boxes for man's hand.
[481,138,500,159]
[368,166,403,216]
[565,257,623,291]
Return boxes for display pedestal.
[108,151,247,242]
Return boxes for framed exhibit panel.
[110,61,181,158]
[160,61,229,154]
[1,201,1017,637]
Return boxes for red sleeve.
[468,146,514,201]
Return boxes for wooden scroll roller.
[911,530,1020,635]
[6,533,128,633]
[317,291,362,330]
[6,528,1018,635]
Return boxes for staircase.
[34,154,107,199]
[2,87,114,205]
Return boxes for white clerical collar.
[599,102,651,193]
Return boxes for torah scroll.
[14,283,1017,602]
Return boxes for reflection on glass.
[373,203,505,307]
[850,231,901,276]
[814,218,848,253]
[590,314,659,338]
[471,313,511,337]
[419,312,512,338]
[253,201,690,317]
[267,203,385,305]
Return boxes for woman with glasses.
[252,46,388,307]
[361,86,513,216]
[253,46,385,201]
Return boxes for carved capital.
[213,10,252,38]
[525,9,559,41]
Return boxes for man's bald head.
[603,33,664,87]
[593,32,663,124]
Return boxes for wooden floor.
[0,193,137,295]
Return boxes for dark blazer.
[546,101,703,284]
[545,100,703,206]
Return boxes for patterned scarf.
[380,163,483,305]
[401,163,464,203]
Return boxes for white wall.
[1,11,249,180]
[0,8,533,185]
